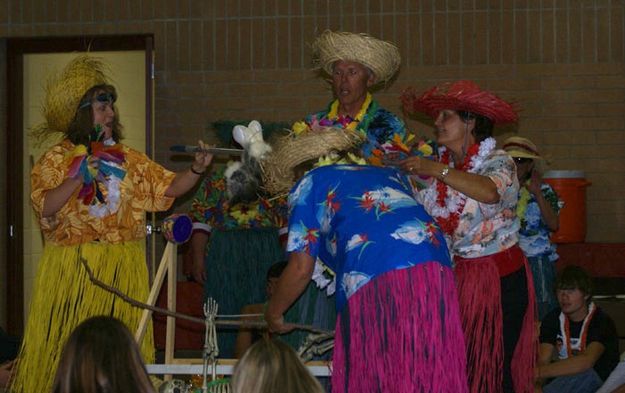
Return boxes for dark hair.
[266,261,288,281]
[66,84,123,146]
[457,110,494,142]
[555,265,593,300]
[52,316,155,393]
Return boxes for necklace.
[326,93,372,131]
[423,137,496,236]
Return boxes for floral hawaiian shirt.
[518,183,562,260]
[420,150,520,258]
[304,96,407,165]
[189,167,287,234]
[287,165,451,312]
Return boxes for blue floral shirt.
[518,183,562,260]
[287,165,451,312]
[305,98,407,163]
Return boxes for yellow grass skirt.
[10,240,154,393]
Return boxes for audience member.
[52,316,155,393]
[503,136,562,319]
[231,337,324,393]
[537,266,620,393]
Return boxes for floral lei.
[516,183,531,229]
[423,137,496,236]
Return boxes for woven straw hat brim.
[312,30,401,84]
[33,55,110,142]
[261,128,364,195]
[401,80,519,125]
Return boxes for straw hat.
[261,128,364,196]
[31,55,110,142]
[502,136,547,173]
[311,30,401,84]
[401,80,518,125]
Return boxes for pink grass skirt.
[332,262,469,393]
[455,247,536,393]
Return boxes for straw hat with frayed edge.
[261,127,365,196]
[312,30,401,85]
[502,136,547,174]
[401,80,518,125]
[31,55,111,144]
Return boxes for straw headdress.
[401,80,518,125]
[31,55,110,143]
[261,128,364,196]
[312,30,401,85]
[502,136,547,174]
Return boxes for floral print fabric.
[518,183,562,260]
[287,165,451,312]
[31,139,176,246]
[189,167,287,233]
[419,150,520,258]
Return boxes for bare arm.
[398,156,500,204]
[527,171,559,232]
[41,176,83,218]
[189,231,209,284]
[265,251,315,333]
[164,140,213,197]
[538,341,605,379]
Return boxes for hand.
[264,312,295,334]
[191,258,206,284]
[396,156,439,177]
[191,140,213,173]
[527,169,542,196]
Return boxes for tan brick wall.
[1,0,624,244]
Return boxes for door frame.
[6,35,154,335]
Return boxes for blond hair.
[231,338,324,393]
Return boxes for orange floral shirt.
[31,140,176,246]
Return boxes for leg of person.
[528,255,558,320]
[543,368,604,393]
[332,262,468,393]
[500,266,529,393]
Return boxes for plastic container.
[543,170,591,243]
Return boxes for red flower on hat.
[401,80,518,125]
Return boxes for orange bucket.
[543,170,591,243]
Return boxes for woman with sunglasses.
[399,81,536,393]
[503,136,562,320]
[11,56,213,393]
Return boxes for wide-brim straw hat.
[312,30,401,85]
[401,80,518,125]
[261,128,364,196]
[31,55,110,142]
[502,136,547,173]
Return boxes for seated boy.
[536,265,620,393]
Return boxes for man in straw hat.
[291,30,408,165]
[399,80,536,393]
[503,136,562,320]
[11,55,213,393]
[263,128,469,393]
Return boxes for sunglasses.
[513,157,533,164]
[79,92,117,109]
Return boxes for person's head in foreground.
[52,316,155,393]
[231,337,324,393]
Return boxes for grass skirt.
[332,262,468,393]
[10,240,153,393]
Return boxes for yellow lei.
[516,184,531,225]
[327,92,372,131]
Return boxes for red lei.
[435,143,480,236]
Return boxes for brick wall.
[1,1,624,244]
